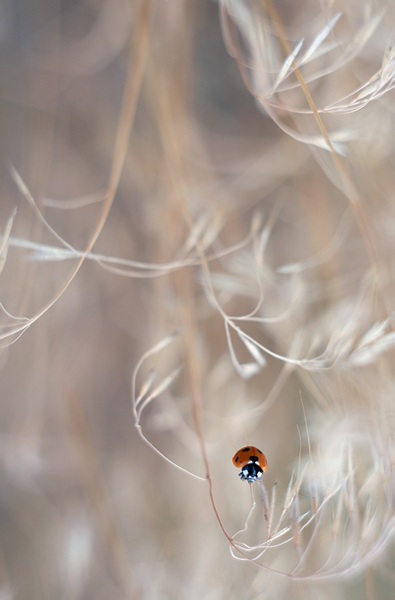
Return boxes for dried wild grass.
[0,0,394,598]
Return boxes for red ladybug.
[232,446,268,483]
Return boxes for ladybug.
[232,446,268,483]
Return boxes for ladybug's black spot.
[249,455,258,463]
[257,449,263,455]
[234,456,239,463]
[241,447,251,452]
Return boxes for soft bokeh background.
[1,1,395,598]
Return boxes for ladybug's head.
[238,462,263,483]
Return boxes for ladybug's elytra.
[232,446,268,483]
